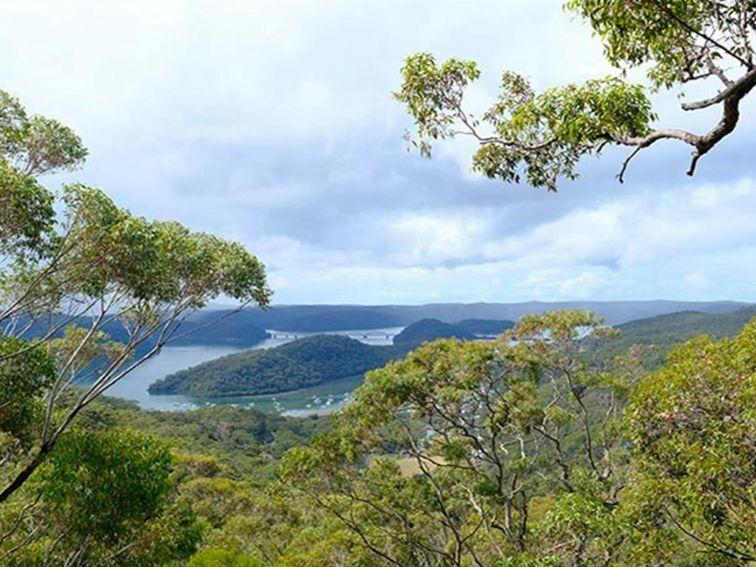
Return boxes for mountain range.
[197,300,750,332]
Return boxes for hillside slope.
[598,307,756,365]
[393,318,476,349]
[149,334,399,397]
[149,318,479,397]
[456,318,515,336]
[21,313,270,350]
[150,308,756,399]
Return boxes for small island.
[148,318,511,397]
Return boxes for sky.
[1,0,755,305]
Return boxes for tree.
[0,337,56,451]
[0,89,271,505]
[0,428,203,565]
[624,320,756,563]
[395,1,756,190]
[281,311,637,566]
[37,429,173,546]
[277,311,756,565]
[187,549,263,567]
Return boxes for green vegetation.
[149,335,399,397]
[149,318,490,398]
[454,318,514,336]
[272,309,401,332]
[392,318,476,348]
[1,427,203,565]
[20,313,270,351]
[0,397,328,565]
[595,307,756,366]
[396,1,756,188]
[626,327,756,564]
[190,306,403,333]
[150,308,756,400]
[165,317,269,347]
[164,301,749,337]
[0,89,269,515]
[2,2,756,563]
[278,311,755,565]
[2,308,754,564]
[80,397,330,480]
[36,429,178,551]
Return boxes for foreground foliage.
[628,327,756,563]
[0,401,328,565]
[0,311,753,565]
[0,86,269,564]
[279,312,755,565]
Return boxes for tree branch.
[646,0,753,69]
[681,67,756,110]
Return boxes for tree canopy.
[0,89,271,506]
[395,1,756,190]
[279,311,755,565]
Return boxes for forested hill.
[149,318,487,397]
[192,306,404,332]
[21,313,270,349]
[597,306,756,365]
[393,318,476,349]
[149,334,400,397]
[152,308,756,399]
[169,316,270,346]
[199,300,750,330]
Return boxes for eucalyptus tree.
[0,428,201,566]
[395,1,756,190]
[281,311,756,565]
[281,311,636,566]
[624,320,756,564]
[0,90,271,505]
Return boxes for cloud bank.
[1,0,754,304]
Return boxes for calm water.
[103,327,402,416]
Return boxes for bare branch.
[617,146,644,184]
[681,67,756,110]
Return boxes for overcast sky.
[2,0,755,304]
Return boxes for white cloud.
[1,1,754,304]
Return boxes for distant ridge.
[393,319,476,349]
[596,306,756,365]
[198,300,751,331]
[149,307,756,398]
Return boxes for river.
[102,327,402,416]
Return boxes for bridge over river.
[267,328,400,343]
